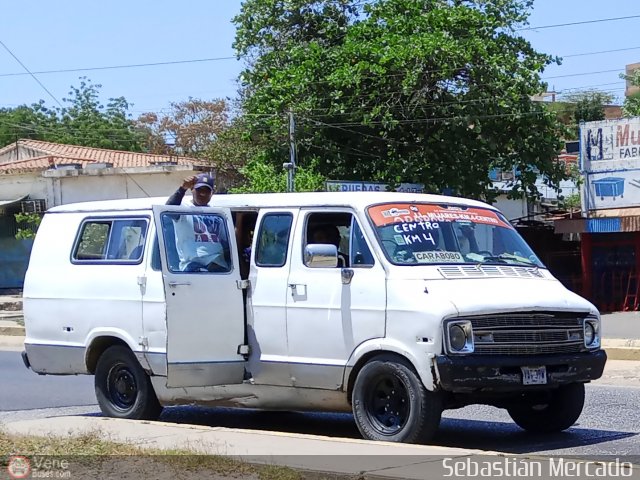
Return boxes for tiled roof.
[0,139,206,174]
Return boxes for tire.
[352,357,442,443]
[507,383,585,433]
[94,345,162,420]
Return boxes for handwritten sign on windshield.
[368,203,512,229]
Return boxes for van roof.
[46,191,496,213]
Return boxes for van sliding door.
[152,205,246,388]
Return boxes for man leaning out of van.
[166,173,214,207]
[164,173,228,272]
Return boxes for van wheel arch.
[86,336,129,374]
[347,352,416,403]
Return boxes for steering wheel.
[382,240,397,252]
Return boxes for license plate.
[521,366,547,385]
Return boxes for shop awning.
[588,207,640,218]
[0,195,28,209]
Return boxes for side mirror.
[305,243,338,268]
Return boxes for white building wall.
[493,196,527,221]
[57,170,193,205]
[0,173,48,202]
[0,167,202,208]
[492,178,579,222]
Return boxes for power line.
[562,46,640,58]
[544,68,623,80]
[0,39,63,108]
[0,56,237,78]
[519,14,640,31]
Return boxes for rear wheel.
[95,345,162,420]
[352,357,442,443]
[507,383,585,433]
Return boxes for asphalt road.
[0,350,96,411]
[1,349,639,457]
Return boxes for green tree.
[0,102,58,147]
[55,78,145,150]
[230,158,326,193]
[621,69,640,117]
[0,78,145,151]
[233,0,569,202]
[14,212,42,240]
[546,101,577,141]
[205,117,268,191]
[563,89,615,123]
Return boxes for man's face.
[193,186,213,206]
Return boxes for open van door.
[153,205,246,388]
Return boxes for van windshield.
[366,202,544,267]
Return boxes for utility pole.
[284,111,296,192]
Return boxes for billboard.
[580,118,640,210]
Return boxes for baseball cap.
[194,173,214,190]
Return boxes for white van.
[22,192,606,444]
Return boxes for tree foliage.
[0,78,145,151]
[136,98,229,156]
[0,102,57,147]
[233,0,569,201]
[552,89,616,140]
[229,158,326,193]
[621,69,640,117]
[563,89,615,123]
[14,213,42,240]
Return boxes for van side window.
[75,222,110,260]
[151,236,161,271]
[305,212,354,268]
[256,213,293,267]
[160,212,232,273]
[73,218,148,263]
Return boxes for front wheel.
[507,383,585,433]
[352,357,442,443]
[95,345,162,420]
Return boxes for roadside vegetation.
[0,429,305,480]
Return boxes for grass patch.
[0,429,311,479]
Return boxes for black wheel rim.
[364,372,410,436]
[106,362,138,411]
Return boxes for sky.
[0,0,639,117]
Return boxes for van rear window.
[72,217,149,264]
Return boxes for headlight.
[450,325,467,350]
[445,320,474,354]
[583,318,600,348]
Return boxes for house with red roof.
[0,139,213,289]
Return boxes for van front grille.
[456,312,590,355]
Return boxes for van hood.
[421,277,596,317]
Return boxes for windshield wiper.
[478,254,539,268]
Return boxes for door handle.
[168,281,191,287]
[288,283,307,296]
